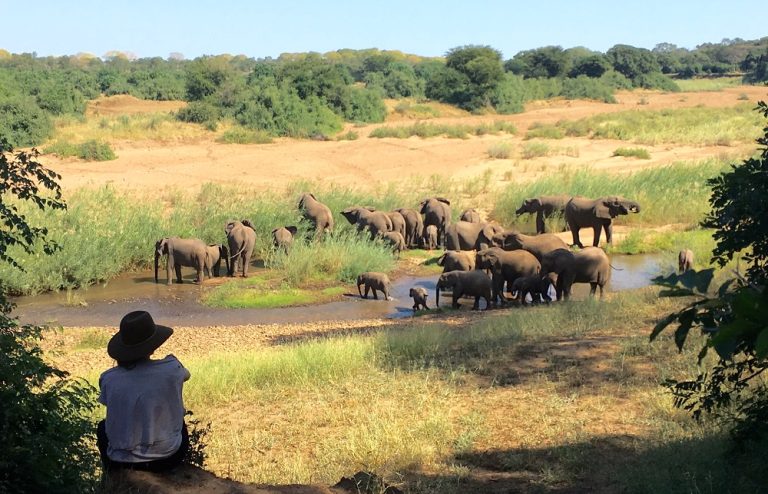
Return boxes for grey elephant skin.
[565,196,640,248]
[386,211,407,244]
[516,195,570,234]
[226,220,257,277]
[381,231,407,256]
[445,221,504,251]
[437,250,476,273]
[298,193,334,239]
[511,274,555,305]
[409,286,429,311]
[492,231,569,262]
[272,226,298,252]
[341,207,393,239]
[436,270,492,310]
[541,247,611,300]
[475,247,540,305]
[204,244,230,278]
[356,272,392,300]
[459,208,481,223]
[394,208,424,248]
[678,249,694,273]
[422,225,438,250]
[420,197,451,249]
[154,237,208,285]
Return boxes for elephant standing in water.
[516,195,571,234]
[436,270,492,310]
[298,193,334,239]
[475,247,540,305]
[154,237,208,285]
[356,272,392,300]
[226,220,256,277]
[678,249,694,273]
[204,244,230,278]
[541,247,611,300]
[564,196,640,248]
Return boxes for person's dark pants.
[97,420,189,473]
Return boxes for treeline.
[1,37,767,147]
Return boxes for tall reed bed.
[493,158,730,230]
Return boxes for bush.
[633,72,680,91]
[487,142,512,159]
[176,101,220,124]
[521,141,550,159]
[216,127,273,144]
[45,140,117,161]
[0,97,53,147]
[612,147,651,159]
[561,76,616,103]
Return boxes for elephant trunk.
[154,250,160,283]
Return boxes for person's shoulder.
[154,354,185,367]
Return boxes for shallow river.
[12,253,675,328]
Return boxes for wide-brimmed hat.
[107,311,173,362]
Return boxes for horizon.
[2,1,766,61]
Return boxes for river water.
[11,253,675,328]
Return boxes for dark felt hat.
[108,311,173,362]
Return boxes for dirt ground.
[43,86,767,194]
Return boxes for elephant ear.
[242,219,255,230]
[225,221,236,235]
[286,226,298,236]
[364,206,376,212]
[593,200,613,219]
[435,197,451,205]
[271,227,280,235]
[480,225,498,245]
[436,253,447,266]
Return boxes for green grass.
[674,77,743,92]
[370,121,516,139]
[487,142,513,159]
[546,104,763,146]
[612,147,651,159]
[525,122,566,140]
[494,157,731,229]
[394,102,442,118]
[520,141,551,159]
[216,127,273,144]
[44,139,117,161]
[204,283,345,308]
[609,228,716,259]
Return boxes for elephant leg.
[174,264,183,284]
[364,285,370,299]
[242,253,251,277]
[589,282,597,297]
[592,225,601,247]
[604,222,613,244]
[452,291,461,308]
[571,227,583,249]
[372,286,379,300]
[472,296,480,310]
[536,211,546,234]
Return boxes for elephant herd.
[153,191,642,315]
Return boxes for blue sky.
[2,0,765,60]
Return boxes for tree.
[568,54,611,78]
[0,139,99,492]
[509,46,570,79]
[651,101,768,442]
[444,45,504,109]
[606,44,660,81]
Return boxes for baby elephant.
[511,274,555,305]
[409,287,429,311]
[272,226,298,252]
[678,249,694,273]
[357,272,392,300]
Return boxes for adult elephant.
[515,195,570,234]
[154,237,208,285]
[491,231,569,262]
[394,208,424,248]
[341,207,393,239]
[225,220,256,277]
[541,247,611,300]
[475,247,540,305]
[204,244,229,278]
[436,270,492,310]
[419,197,451,249]
[297,193,334,239]
[437,250,476,273]
[565,196,640,248]
[445,221,505,251]
[386,211,407,245]
[459,208,481,223]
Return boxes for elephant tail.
[609,263,624,271]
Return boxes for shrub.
[521,141,550,159]
[487,142,512,159]
[561,76,616,103]
[176,101,220,124]
[612,147,651,159]
[44,140,117,161]
[633,72,680,92]
[0,97,53,147]
[216,128,273,144]
[525,122,565,140]
[336,131,359,141]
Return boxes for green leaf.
[651,312,678,341]
[756,327,768,360]
[674,308,696,351]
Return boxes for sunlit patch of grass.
[74,329,111,351]
[369,121,516,139]
[521,141,551,159]
[487,141,513,159]
[675,77,742,92]
[51,112,213,143]
[612,147,651,159]
[203,282,345,308]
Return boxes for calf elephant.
[565,196,640,247]
[341,207,393,239]
[204,244,230,278]
[272,226,298,252]
[475,247,540,305]
[409,287,429,311]
[436,270,492,310]
[423,225,438,250]
[357,272,392,300]
[445,221,505,251]
[540,247,611,300]
[298,193,334,239]
[459,208,481,223]
[381,231,407,256]
[394,208,424,248]
[437,250,476,273]
[226,220,256,277]
[386,211,407,244]
[420,197,451,248]
[678,249,694,273]
[516,195,570,234]
[491,231,569,262]
[154,237,208,285]
[511,274,555,305]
